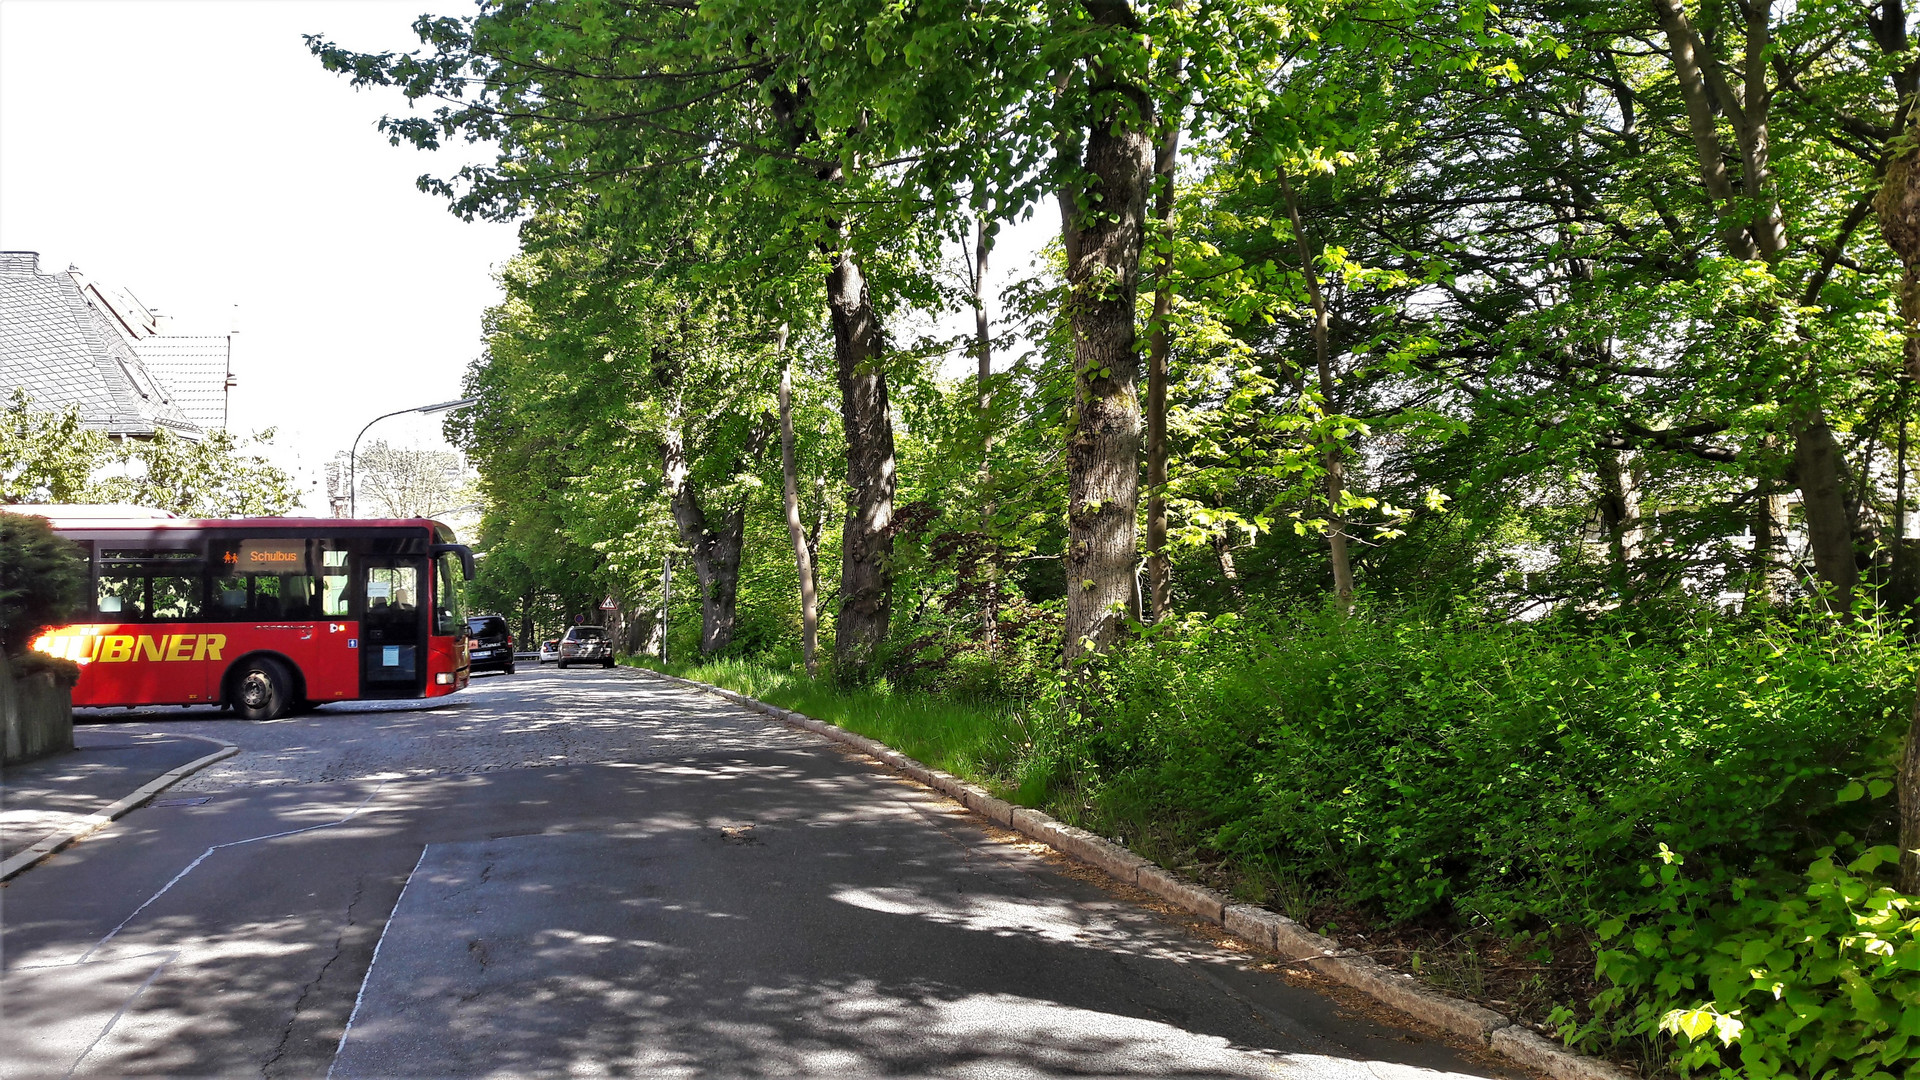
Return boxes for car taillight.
[505,634,513,647]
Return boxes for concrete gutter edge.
[1,733,239,882]
[638,666,1634,1080]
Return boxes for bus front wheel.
[231,658,293,721]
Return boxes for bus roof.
[12,507,454,535]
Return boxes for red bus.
[22,509,476,721]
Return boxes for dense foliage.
[316,0,1920,1070]
[0,511,87,660]
[2,395,300,517]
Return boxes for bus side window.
[319,546,351,617]
[97,571,144,621]
[150,575,202,621]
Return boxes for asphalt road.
[2,666,1527,1079]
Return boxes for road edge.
[1,733,239,882]
[636,665,1632,1080]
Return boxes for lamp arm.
[348,406,421,518]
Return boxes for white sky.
[0,0,518,513]
[0,0,1054,517]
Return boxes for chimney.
[0,251,41,276]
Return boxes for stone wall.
[2,652,73,765]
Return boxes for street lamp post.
[348,397,480,517]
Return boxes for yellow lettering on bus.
[99,636,134,663]
[133,636,163,662]
[165,635,195,662]
[195,634,226,662]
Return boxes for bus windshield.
[435,550,466,637]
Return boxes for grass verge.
[622,655,1041,798]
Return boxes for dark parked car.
[466,614,516,674]
[557,625,613,669]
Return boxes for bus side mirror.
[431,543,476,581]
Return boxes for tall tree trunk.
[764,87,898,679]
[1794,414,1859,613]
[1748,481,1786,607]
[825,242,896,679]
[1211,533,1245,608]
[1904,691,1920,894]
[663,420,747,656]
[778,329,819,678]
[1145,103,1181,625]
[809,471,827,604]
[1594,447,1643,595]
[972,215,1000,653]
[1280,169,1353,610]
[1656,0,1859,614]
[1057,56,1152,662]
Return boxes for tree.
[1,394,300,517]
[457,214,802,657]
[337,440,469,519]
[309,0,951,677]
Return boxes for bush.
[1573,846,1920,1078]
[1069,604,1910,931]
[0,511,87,657]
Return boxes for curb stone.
[637,667,1632,1080]
[1,733,239,881]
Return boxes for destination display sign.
[222,540,310,574]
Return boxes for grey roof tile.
[0,251,205,438]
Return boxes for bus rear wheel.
[231,658,293,721]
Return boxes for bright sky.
[0,0,1054,517]
[0,0,518,513]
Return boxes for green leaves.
[1593,853,1920,1078]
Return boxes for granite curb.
[0,733,239,881]
[641,666,1631,1080]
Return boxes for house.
[0,250,232,439]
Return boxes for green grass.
[622,654,1046,800]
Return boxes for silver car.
[557,626,613,669]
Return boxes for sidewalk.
[1,727,235,877]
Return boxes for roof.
[0,251,204,439]
[135,335,231,431]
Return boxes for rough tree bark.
[1211,533,1245,608]
[1057,7,1153,662]
[1748,480,1787,607]
[1793,416,1859,612]
[1145,101,1181,624]
[1594,447,1644,595]
[661,394,750,657]
[1904,695,1920,894]
[777,327,820,678]
[826,240,896,677]
[1280,169,1352,610]
[971,215,1000,652]
[766,83,897,681]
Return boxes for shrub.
[0,511,87,657]
[1571,846,1920,1078]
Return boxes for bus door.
[359,557,427,697]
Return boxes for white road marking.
[81,781,389,962]
[328,842,431,1080]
